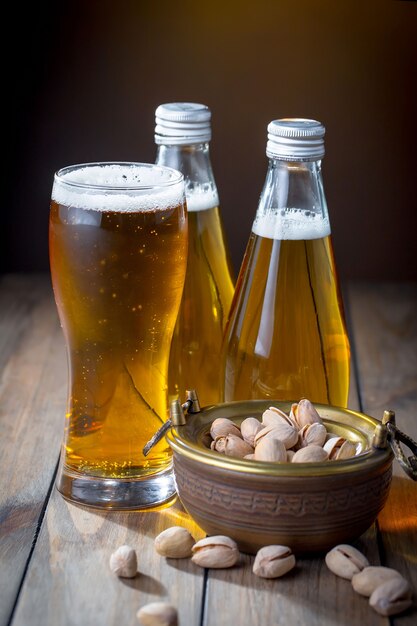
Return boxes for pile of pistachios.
[209,398,359,463]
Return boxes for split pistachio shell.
[299,423,327,448]
[191,535,239,568]
[154,526,195,558]
[224,434,254,458]
[254,437,287,462]
[136,602,178,626]
[254,423,298,449]
[109,545,137,578]
[325,544,369,580]
[253,545,296,578]
[369,576,412,616]
[240,417,263,447]
[290,399,322,428]
[262,407,296,428]
[211,436,226,453]
[324,437,356,460]
[292,445,328,463]
[351,566,404,597]
[210,417,241,440]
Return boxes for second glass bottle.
[155,102,235,406]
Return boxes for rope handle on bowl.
[142,390,201,457]
[373,410,417,481]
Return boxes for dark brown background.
[3,0,417,279]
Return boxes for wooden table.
[1,275,416,626]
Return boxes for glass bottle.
[155,102,235,406]
[221,118,350,407]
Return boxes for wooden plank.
[202,289,385,626]
[0,275,66,626]
[11,493,205,626]
[348,282,417,625]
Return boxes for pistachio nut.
[154,526,195,559]
[324,437,356,460]
[254,423,298,449]
[109,545,138,578]
[286,450,295,461]
[210,417,241,440]
[292,445,328,463]
[136,602,178,626]
[224,434,254,458]
[325,544,369,580]
[262,407,296,428]
[244,453,255,460]
[290,398,322,428]
[191,535,239,568]
[351,566,404,597]
[254,437,287,462]
[253,545,296,579]
[369,576,412,616]
[298,423,327,448]
[240,417,263,447]
[211,436,226,454]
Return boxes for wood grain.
[0,275,66,626]
[11,492,204,626]
[348,282,417,625]
[2,277,416,626]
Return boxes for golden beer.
[168,204,234,405]
[221,119,350,408]
[154,102,234,406]
[222,228,350,406]
[49,163,187,506]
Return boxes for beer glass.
[49,162,187,508]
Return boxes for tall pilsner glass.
[49,162,187,508]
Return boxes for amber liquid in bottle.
[156,141,234,406]
[221,159,350,407]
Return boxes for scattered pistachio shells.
[290,399,322,428]
[351,566,404,597]
[109,545,137,578]
[325,544,369,580]
[154,526,195,558]
[191,535,239,568]
[240,417,263,446]
[254,422,298,449]
[369,576,412,616]
[292,445,328,463]
[254,437,287,462]
[224,434,254,458]
[137,602,178,626]
[253,545,296,579]
[210,417,241,440]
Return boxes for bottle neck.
[155,142,219,211]
[253,158,331,240]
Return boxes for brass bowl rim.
[166,400,393,477]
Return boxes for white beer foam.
[52,164,184,212]
[252,208,331,240]
[186,187,219,212]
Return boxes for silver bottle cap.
[155,102,212,145]
[266,118,325,160]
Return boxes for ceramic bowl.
[166,400,393,554]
